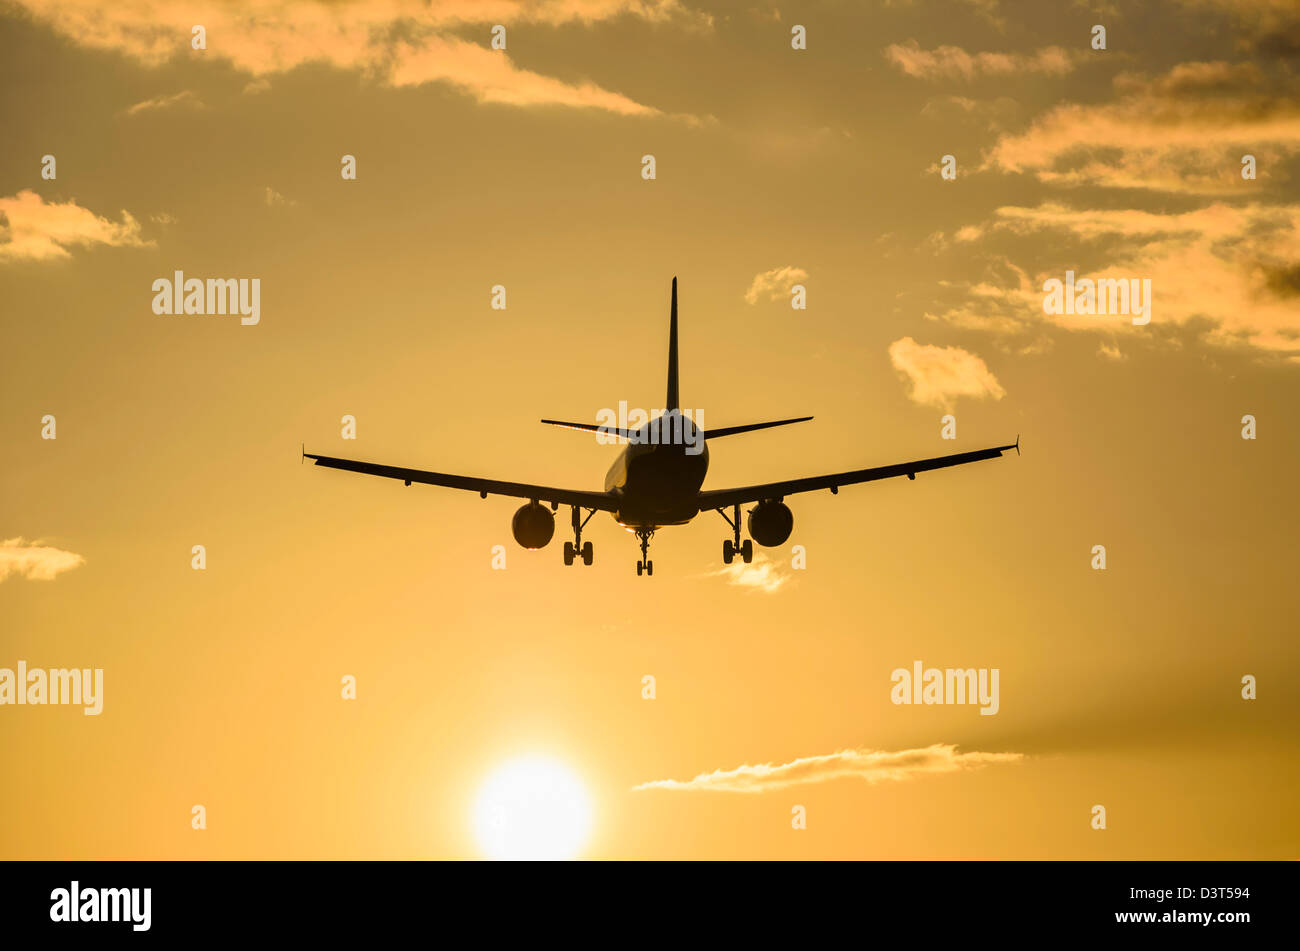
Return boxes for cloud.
[958,0,1007,28]
[1263,263,1300,297]
[919,95,1022,131]
[0,190,151,262]
[929,202,1300,354]
[984,61,1300,194]
[11,0,702,118]
[122,89,204,115]
[0,538,85,582]
[263,186,295,207]
[387,34,657,115]
[884,40,1075,81]
[888,337,1006,409]
[1172,0,1300,56]
[940,59,1300,353]
[633,743,1023,793]
[708,551,790,593]
[744,265,807,304]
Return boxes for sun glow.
[473,755,593,860]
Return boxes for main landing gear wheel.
[635,529,655,576]
[718,505,754,565]
[564,506,596,567]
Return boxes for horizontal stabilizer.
[705,416,812,439]
[543,415,812,441]
[541,419,638,440]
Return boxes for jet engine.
[511,502,555,549]
[747,500,794,547]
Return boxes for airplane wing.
[695,439,1019,510]
[303,452,620,511]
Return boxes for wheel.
[581,541,593,566]
[563,541,574,566]
[722,540,734,564]
[646,560,653,576]
[741,540,753,564]
[636,561,643,576]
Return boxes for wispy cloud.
[928,201,1300,354]
[889,337,1006,410]
[0,190,151,262]
[633,743,1024,792]
[0,538,85,582]
[263,186,295,207]
[885,40,1075,81]
[123,89,204,115]
[13,0,704,118]
[708,551,790,593]
[387,34,657,115]
[1172,0,1300,56]
[984,61,1300,194]
[920,94,1022,131]
[744,265,807,304]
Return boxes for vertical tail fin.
[666,276,679,412]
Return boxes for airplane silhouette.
[305,277,1019,575]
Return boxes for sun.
[473,755,593,860]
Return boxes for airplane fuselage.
[604,419,709,529]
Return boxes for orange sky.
[2,0,1298,859]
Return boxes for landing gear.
[564,506,596,567]
[717,505,753,564]
[562,540,594,566]
[722,538,753,564]
[635,529,654,576]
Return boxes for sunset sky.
[2,0,1298,859]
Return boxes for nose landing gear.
[635,529,654,576]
